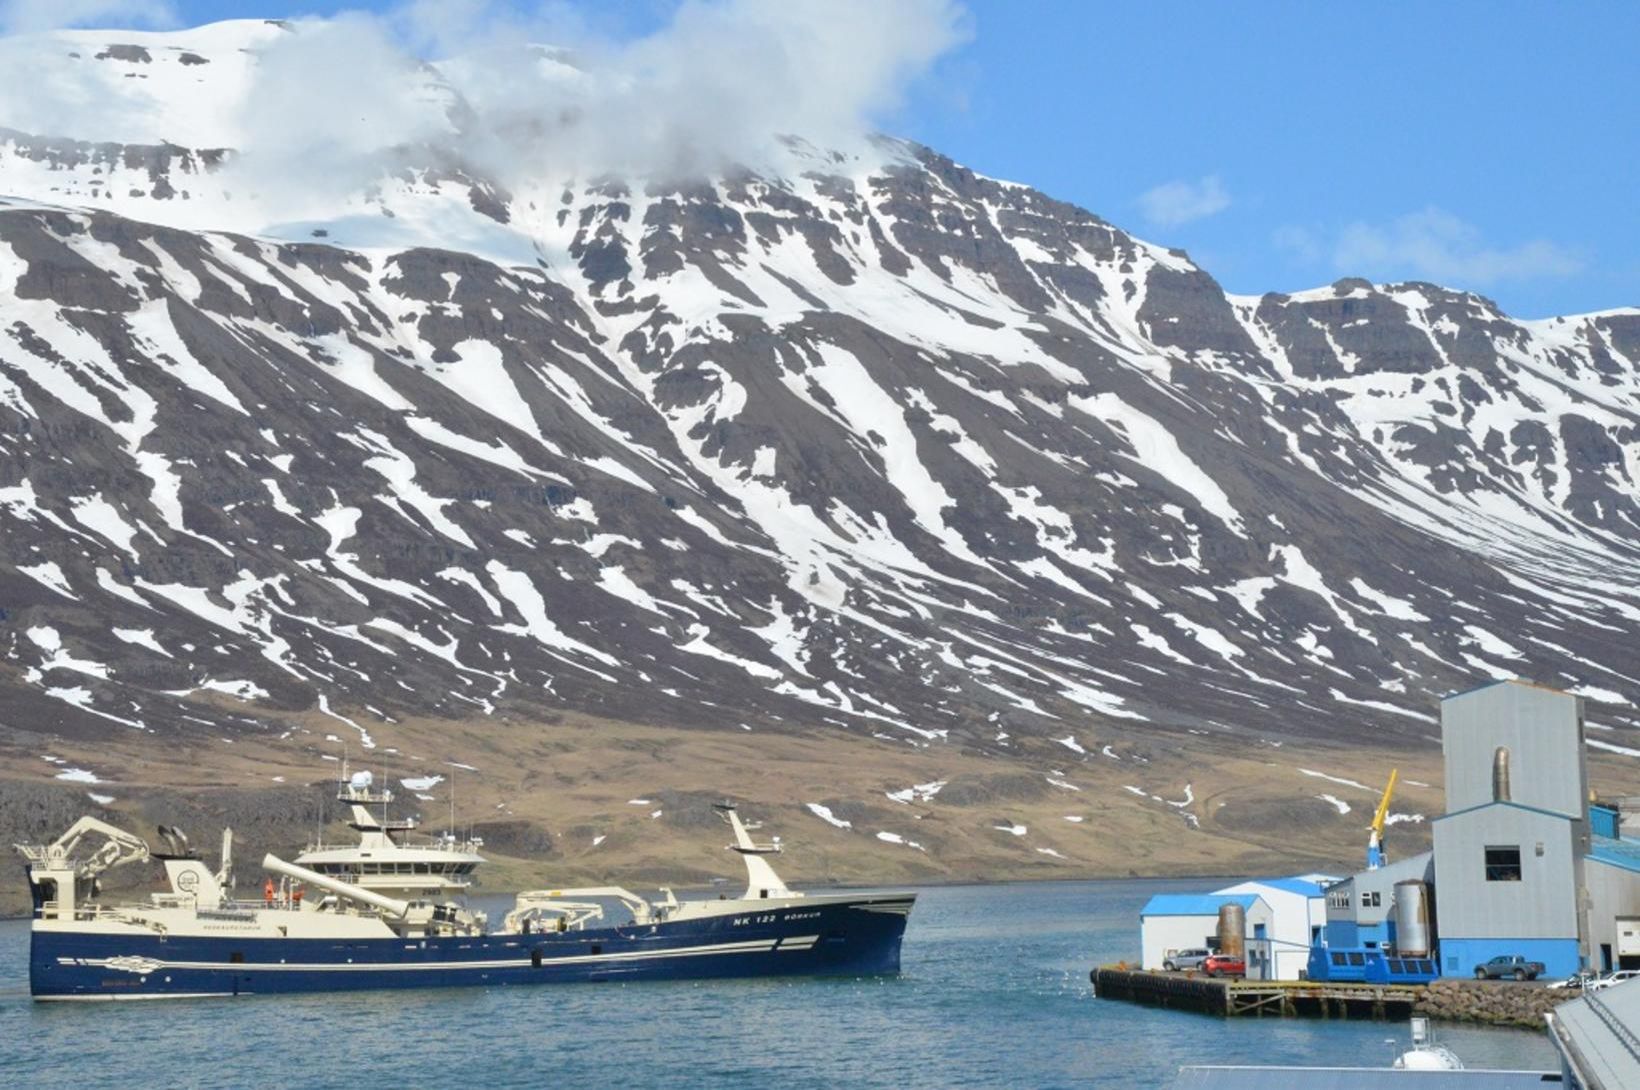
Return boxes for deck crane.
[1366,768,1399,870]
[15,816,152,916]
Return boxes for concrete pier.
[1090,966,1420,1020]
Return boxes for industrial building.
[1151,678,1640,984]
[1431,680,1590,978]
[1309,679,1640,982]
[1217,875,1334,980]
[1586,807,1640,972]
[1139,877,1334,981]
[1307,851,1438,982]
[1139,893,1272,973]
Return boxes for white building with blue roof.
[1140,893,1272,974]
[1213,875,1338,980]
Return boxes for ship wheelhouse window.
[1485,846,1522,882]
[414,863,430,875]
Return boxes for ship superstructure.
[16,783,914,1000]
[293,768,485,903]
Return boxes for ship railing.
[336,784,394,805]
[36,901,141,923]
[300,835,483,855]
[282,867,474,886]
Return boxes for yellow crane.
[1366,768,1399,869]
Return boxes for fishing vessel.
[15,770,915,1000]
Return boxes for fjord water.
[2,879,1556,1088]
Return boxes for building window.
[1363,891,1381,908]
[1485,846,1522,881]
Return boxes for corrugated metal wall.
[1441,682,1586,819]
[1433,803,1579,939]
[1587,860,1640,970]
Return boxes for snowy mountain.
[3,19,1638,769]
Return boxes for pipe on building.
[261,853,410,918]
[1492,746,1511,803]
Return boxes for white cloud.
[0,0,173,35]
[1332,207,1582,285]
[1137,174,1230,228]
[219,0,970,202]
[1271,224,1323,263]
[0,0,968,214]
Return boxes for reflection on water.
[1,878,1558,1089]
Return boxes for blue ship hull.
[30,895,913,999]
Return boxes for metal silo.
[1394,880,1432,957]
[1217,902,1246,957]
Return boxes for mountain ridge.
[1,20,1636,795]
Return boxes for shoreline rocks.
[1413,978,1572,1029]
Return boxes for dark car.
[1164,948,1213,972]
[1203,953,1246,978]
[1474,955,1546,981]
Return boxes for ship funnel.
[1492,746,1511,803]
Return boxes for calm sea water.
[1,878,1557,1088]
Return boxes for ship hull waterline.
[30,895,914,1000]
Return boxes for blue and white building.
[1586,807,1640,973]
[1216,875,1336,980]
[1142,678,1640,984]
[1310,679,1640,982]
[1139,893,1271,972]
[1140,877,1333,980]
[1433,680,1592,979]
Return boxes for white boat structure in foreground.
[15,771,915,1000]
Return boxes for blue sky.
[899,1,1639,318]
[30,0,1640,317]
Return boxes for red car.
[1203,953,1246,978]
